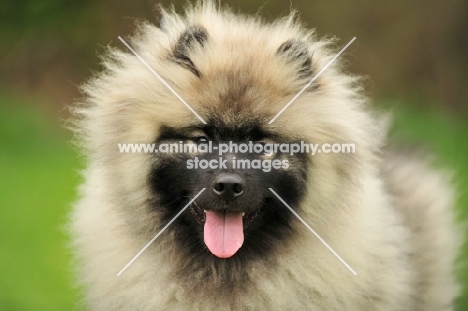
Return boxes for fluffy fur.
[71,2,459,310]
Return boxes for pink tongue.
[204,211,244,258]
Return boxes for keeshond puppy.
[71,2,459,310]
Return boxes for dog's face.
[133,25,316,262]
[149,115,309,261]
[78,10,378,284]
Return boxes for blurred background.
[0,0,467,310]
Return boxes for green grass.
[0,96,466,309]
[0,97,80,310]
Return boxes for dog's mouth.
[190,202,259,228]
[190,201,259,258]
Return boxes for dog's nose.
[212,174,244,202]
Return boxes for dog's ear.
[172,26,209,77]
[277,40,312,80]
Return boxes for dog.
[70,2,459,310]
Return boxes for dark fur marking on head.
[148,122,309,283]
[203,117,272,142]
[171,26,208,77]
[277,39,314,83]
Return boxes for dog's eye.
[256,140,275,157]
[194,136,208,144]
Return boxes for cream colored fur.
[71,2,459,310]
